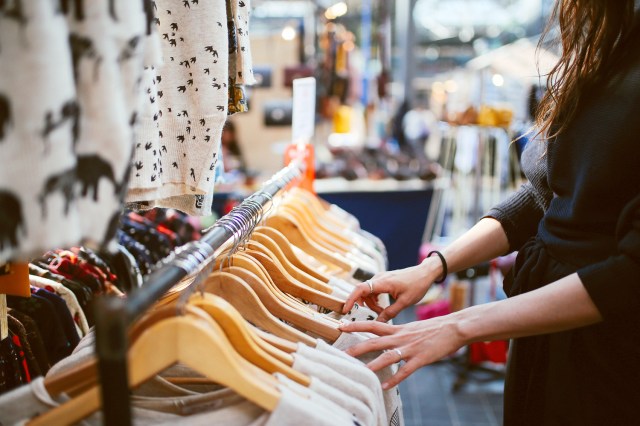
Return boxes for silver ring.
[393,348,403,362]
[366,279,374,295]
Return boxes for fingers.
[342,282,371,313]
[363,295,383,314]
[343,277,394,314]
[382,360,420,390]
[366,348,403,372]
[339,320,395,336]
[343,334,397,357]
[377,302,402,323]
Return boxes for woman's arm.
[340,272,602,389]
[343,217,509,322]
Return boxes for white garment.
[44,330,366,426]
[294,345,387,426]
[332,286,351,300]
[275,373,369,426]
[135,363,372,426]
[0,376,361,426]
[0,0,148,262]
[331,331,405,426]
[325,302,379,322]
[328,204,361,229]
[345,250,380,275]
[328,277,356,294]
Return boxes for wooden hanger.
[216,263,341,342]
[188,292,311,386]
[254,226,332,283]
[280,199,354,250]
[202,269,315,348]
[264,213,353,272]
[215,252,317,315]
[253,327,301,353]
[278,204,352,255]
[279,201,375,269]
[231,249,342,324]
[30,309,280,425]
[43,303,211,397]
[244,248,345,314]
[248,234,332,293]
[267,203,352,256]
[152,293,293,367]
[288,187,352,230]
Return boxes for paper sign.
[292,77,316,145]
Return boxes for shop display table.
[315,178,436,270]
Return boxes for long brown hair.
[536,0,637,140]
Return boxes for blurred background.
[214,4,560,424]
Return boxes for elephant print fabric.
[125,0,231,216]
[0,0,150,262]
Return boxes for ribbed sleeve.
[484,138,552,252]
[485,182,546,252]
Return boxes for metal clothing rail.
[94,161,303,426]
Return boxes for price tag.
[292,77,316,145]
[0,262,31,297]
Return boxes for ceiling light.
[281,25,297,41]
[325,2,348,20]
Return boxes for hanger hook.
[258,191,274,225]
[242,196,264,236]
[173,240,214,316]
[233,202,258,250]
[216,215,241,271]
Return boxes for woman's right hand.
[342,258,444,323]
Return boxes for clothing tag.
[0,262,31,297]
[0,294,7,340]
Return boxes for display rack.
[94,160,304,426]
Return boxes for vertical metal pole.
[94,296,131,426]
[395,0,418,106]
[360,0,372,106]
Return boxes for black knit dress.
[485,14,640,426]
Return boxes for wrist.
[420,255,444,282]
[452,304,487,345]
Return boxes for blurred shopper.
[220,121,247,173]
[341,2,640,425]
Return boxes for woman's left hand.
[338,316,467,390]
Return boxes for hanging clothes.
[126,0,230,216]
[0,0,152,263]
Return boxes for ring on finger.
[365,279,374,295]
[393,348,404,363]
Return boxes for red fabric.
[156,224,179,247]
[11,335,31,383]
[415,299,451,321]
[50,259,103,293]
[469,340,509,364]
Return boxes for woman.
[339,1,640,424]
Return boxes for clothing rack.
[94,161,304,426]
